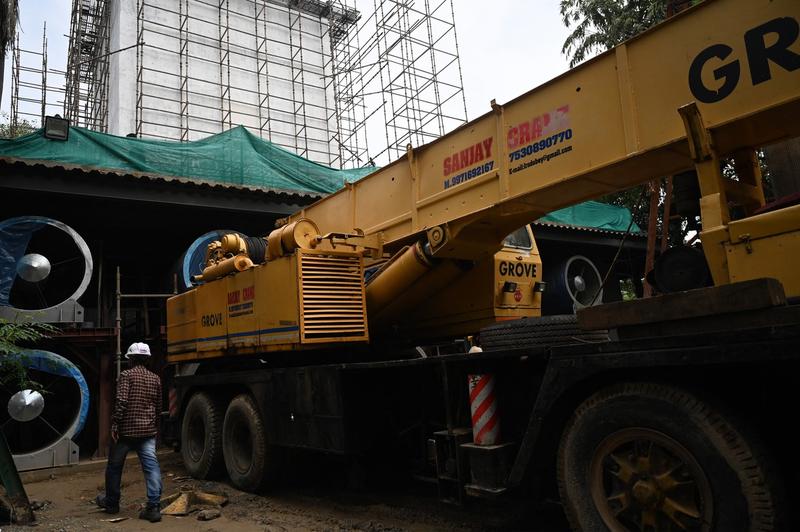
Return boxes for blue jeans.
[105,436,162,507]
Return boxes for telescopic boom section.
[291,0,800,262]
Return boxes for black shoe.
[95,494,119,514]
[139,505,161,523]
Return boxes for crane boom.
[291,0,800,262]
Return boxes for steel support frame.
[678,103,767,288]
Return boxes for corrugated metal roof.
[532,220,647,238]
[0,156,324,202]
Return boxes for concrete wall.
[108,0,338,165]
[108,0,138,136]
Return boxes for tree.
[0,111,36,138]
[560,0,706,237]
[560,0,668,67]
[0,319,55,393]
[1,0,19,105]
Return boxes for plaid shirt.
[112,365,162,438]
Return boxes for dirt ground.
[6,451,569,532]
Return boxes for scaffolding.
[7,24,67,137]
[329,2,369,167]
[65,0,112,131]
[347,0,468,164]
[126,0,343,163]
[55,0,468,168]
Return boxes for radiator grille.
[299,251,368,343]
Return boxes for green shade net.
[537,200,641,233]
[1,126,639,232]
[0,126,376,195]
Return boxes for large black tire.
[181,392,225,479]
[557,382,781,532]
[480,315,608,351]
[223,394,276,492]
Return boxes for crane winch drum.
[177,229,245,290]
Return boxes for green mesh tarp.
[537,200,641,232]
[0,126,376,195]
[2,126,639,230]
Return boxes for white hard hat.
[125,342,152,358]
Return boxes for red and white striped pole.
[168,387,178,418]
[467,345,500,445]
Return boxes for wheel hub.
[590,428,712,532]
[631,478,659,507]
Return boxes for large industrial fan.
[0,216,93,322]
[564,255,604,310]
[543,254,605,314]
[178,229,244,290]
[1,350,89,470]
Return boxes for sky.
[450,0,572,119]
[1,0,573,135]
[1,0,71,116]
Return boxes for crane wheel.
[557,382,782,532]
[181,392,225,479]
[223,394,276,492]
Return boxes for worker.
[96,342,163,523]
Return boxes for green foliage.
[0,320,56,355]
[602,181,690,243]
[0,319,57,392]
[1,0,18,53]
[619,278,639,300]
[562,0,708,243]
[601,184,650,231]
[1,0,19,109]
[722,151,775,202]
[0,111,37,139]
[560,0,705,67]
[560,0,668,67]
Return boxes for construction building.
[10,0,469,168]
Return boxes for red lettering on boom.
[507,106,570,149]
[442,137,495,176]
[483,137,493,158]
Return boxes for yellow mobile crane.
[166,0,800,529]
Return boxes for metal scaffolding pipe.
[115,269,177,376]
